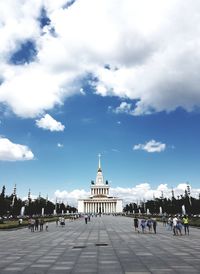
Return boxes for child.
[45,221,48,231]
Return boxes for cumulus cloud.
[57,143,64,148]
[54,183,200,206]
[0,137,34,161]
[0,1,200,118]
[133,139,166,153]
[36,114,65,131]
[112,102,134,115]
[54,189,90,206]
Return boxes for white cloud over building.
[54,183,200,206]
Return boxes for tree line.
[0,185,77,218]
[124,189,200,215]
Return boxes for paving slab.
[0,215,199,274]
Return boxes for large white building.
[78,155,123,214]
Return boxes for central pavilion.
[78,155,123,214]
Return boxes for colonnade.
[91,188,109,196]
[84,201,116,213]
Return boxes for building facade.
[78,155,123,213]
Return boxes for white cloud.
[1,1,200,117]
[57,143,64,148]
[54,189,90,206]
[113,102,134,115]
[0,137,34,161]
[36,114,65,131]
[53,183,200,206]
[80,88,86,95]
[133,139,166,153]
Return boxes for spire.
[98,153,102,171]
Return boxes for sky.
[0,0,200,206]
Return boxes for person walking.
[182,215,189,235]
[133,216,139,232]
[147,218,152,233]
[30,218,35,232]
[35,218,39,231]
[140,218,146,233]
[84,214,88,224]
[39,218,44,231]
[172,215,178,236]
[45,221,49,231]
[176,217,182,236]
[152,218,157,234]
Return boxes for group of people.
[28,217,48,232]
[167,215,189,236]
[133,217,157,234]
[133,215,190,236]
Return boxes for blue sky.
[0,0,200,204]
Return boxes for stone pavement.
[0,215,200,274]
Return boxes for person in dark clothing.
[152,219,157,234]
[35,218,39,231]
[133,217,139,232]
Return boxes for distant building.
[78,155,123,213]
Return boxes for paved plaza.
[0,215,200,274]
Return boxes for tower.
[91,154,109,197]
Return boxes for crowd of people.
[27,214,190,236]
[166,215,189,235]
[133,217,157,233]
[28,217,48,232]
[133,214,190,236]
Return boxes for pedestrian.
[182,215,189,235]
[30,218,35,232]
[133,216,139,232]
[45,221,48,231]
[176,217,182,236]
[162,216,167,227]
[146,218,152,233]
[84,214,88,224]
[28,218,31,229]
[140,218,146,233]
[61,217,65,227]
[35,218,39,231]
[152,218,157,234]
[167,216,173,231]
[172,215,178,236]
[39,218,44,231]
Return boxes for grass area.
[0,216,60,230]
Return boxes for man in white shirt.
[172,216,178,235]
